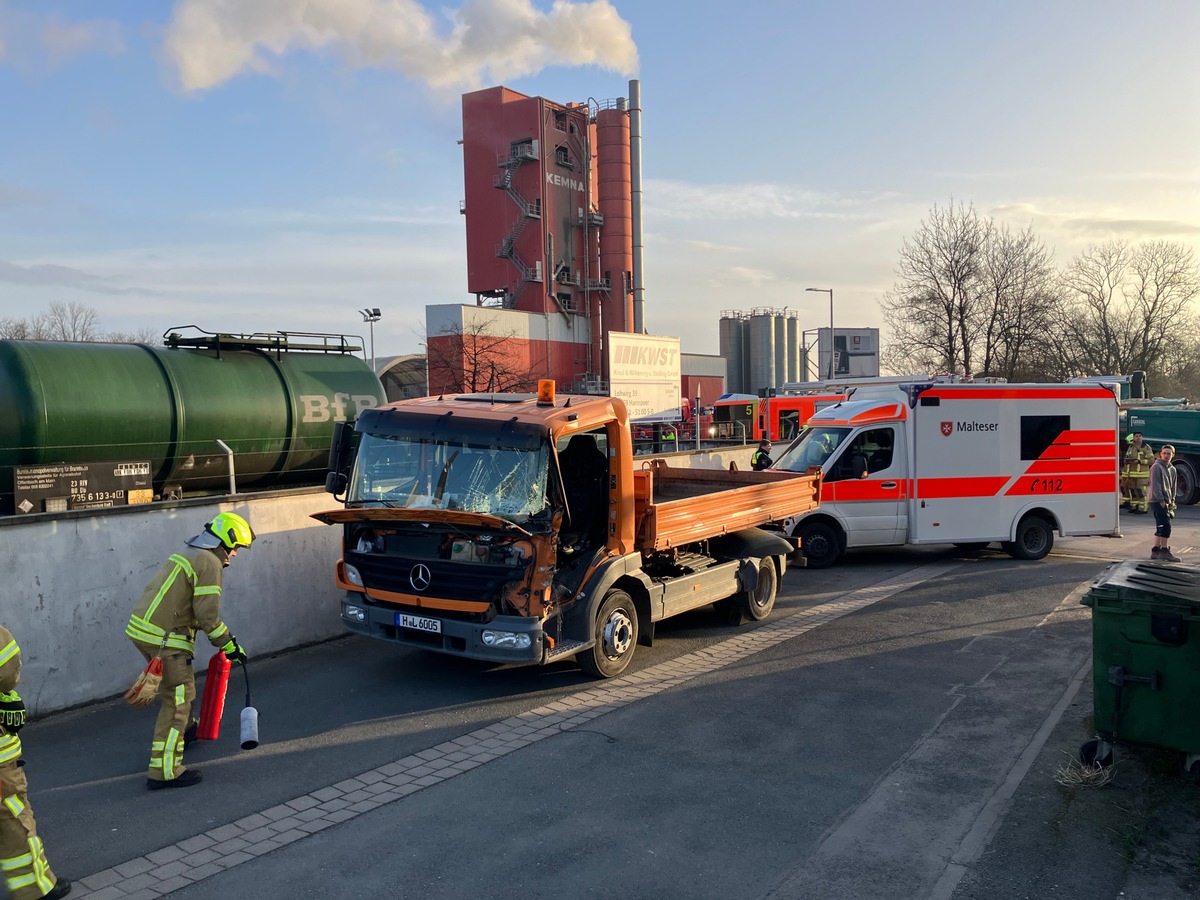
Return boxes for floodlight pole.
[359,308,382,373]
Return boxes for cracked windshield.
[349,433,551,519]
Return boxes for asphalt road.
[13,507,1200,899]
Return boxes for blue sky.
[1,0,1197,359]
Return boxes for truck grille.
[349,552,529,608]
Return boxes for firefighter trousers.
[136,647,196,782]
[1,760,59,900]
[1128,473,1149,511]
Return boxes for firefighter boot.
[45,878,72,899]
[146,769,203,790]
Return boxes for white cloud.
[163,0,638,92]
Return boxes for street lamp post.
[359,308,382,373]
[805,288,834,379]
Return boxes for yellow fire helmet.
[187,512,255,551]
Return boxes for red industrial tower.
[429,84,638,394]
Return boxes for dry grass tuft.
[1054,750,1118,788]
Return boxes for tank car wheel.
[796,521,841,569]
[739,558,778,622]
[1007,515,1054,561]
[579,590,638,679]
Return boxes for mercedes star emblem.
[409,563,432,592]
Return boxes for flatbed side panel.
[639,467,820,551]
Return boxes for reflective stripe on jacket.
[0,626,21,761]
[126,549,231,657]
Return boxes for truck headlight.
[344,563,363,587]
[344,605,366,623]
[481,630,532,650]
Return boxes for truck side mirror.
[325,421,356,494]
[325,471,348,495]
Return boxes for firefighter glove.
[221,637,247,665]
[0,691,26,732]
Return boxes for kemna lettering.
[615,345,679,366]
[545,172,587,193]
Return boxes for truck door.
[823,425,907,546]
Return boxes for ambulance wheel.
[579,590,638,679]
[797,521,841,569]
[740,558,778,621]
[1007,515,1053,560]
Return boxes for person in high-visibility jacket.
[1124,431,1155,514]
[0,626,72,899]
[1119,433,1134,508]
[126,512,254,790]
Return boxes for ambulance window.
[1021,415,1070,460]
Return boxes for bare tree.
[42,302,101,341]
[880,200,986,375]
[973,222,1060,381]
[1053,240,1199,377]
[107,326,161,344]
[424,317,542,394]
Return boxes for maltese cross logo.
[940,421,954,437]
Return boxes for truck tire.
[1174,456,1199,505]
[796,521,841,569]
[1006,515,1054,561]
[740,558,778,621]
[579,590,639,679]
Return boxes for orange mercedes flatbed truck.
[314,381,821,677]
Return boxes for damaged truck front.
[314,382,821,678]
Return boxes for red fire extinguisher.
[196,650,231,741]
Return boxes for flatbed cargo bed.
[634,459,821,551]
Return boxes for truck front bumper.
[341,598,545,665]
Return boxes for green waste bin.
[1080,560,1200,762]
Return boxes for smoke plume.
[164,0,638,92]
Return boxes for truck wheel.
[1173,457,1199,505]
[579,590,639,679]
[797,521,841,569]
[1007,515,1053,560]
[740,558,778,621]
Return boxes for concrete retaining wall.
[2,445,758,715]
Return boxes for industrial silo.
[773,313,786,391]
[719,312,745,394]
[785,313,800,383]
[747,310,776,396]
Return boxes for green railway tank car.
[0,328,383,515]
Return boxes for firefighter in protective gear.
[126,512,254,789]
[1124,431,1154,514]
[0,626,72,899]
[1119,433,1133,508]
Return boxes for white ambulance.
[771,380,1121,567]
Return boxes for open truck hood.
[311,506,533,536]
